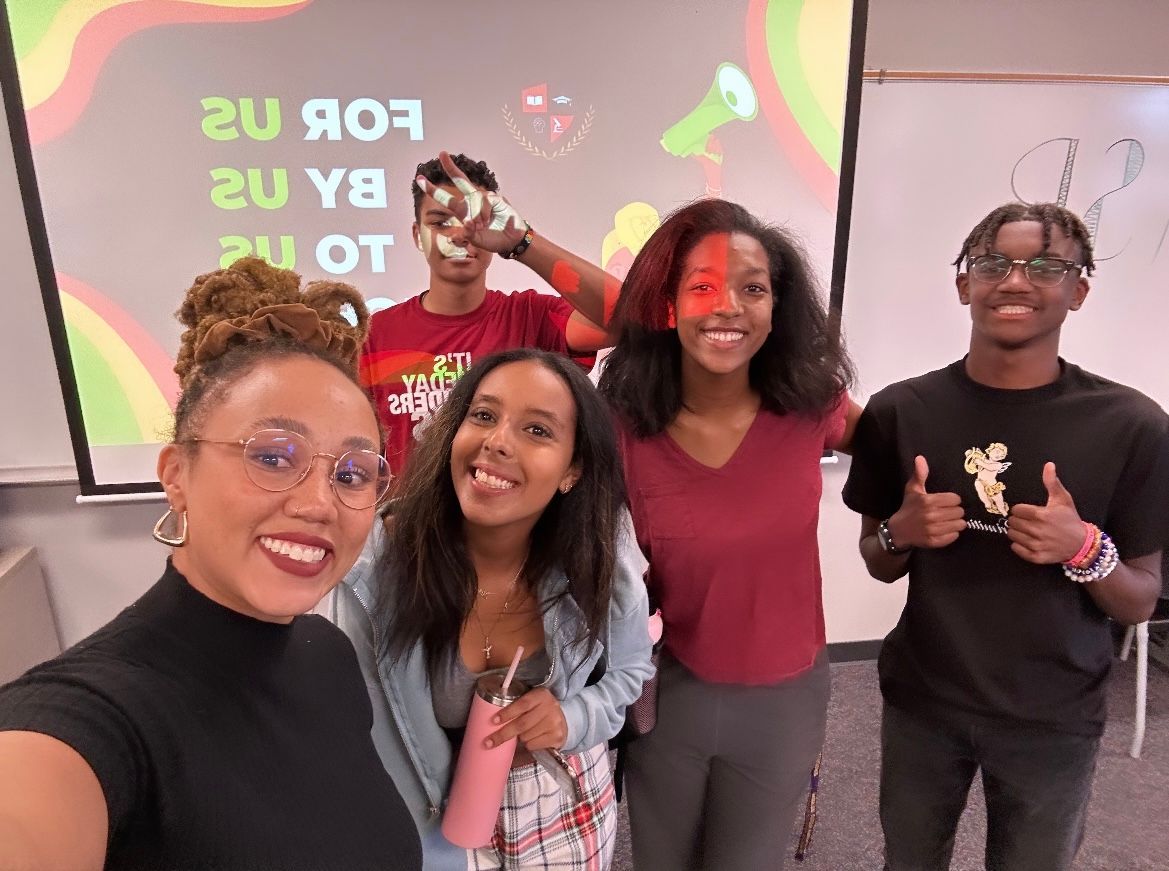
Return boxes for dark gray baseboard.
[827,640,882,663]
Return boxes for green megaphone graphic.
[661,62,758,158]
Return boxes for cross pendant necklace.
[472,557,526,669]
[475,588,513,669]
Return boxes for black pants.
[880,701,1100,871]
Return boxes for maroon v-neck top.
[617,397,847,685]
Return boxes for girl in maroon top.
[599,199,859,869]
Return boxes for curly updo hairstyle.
[171,256,371,441]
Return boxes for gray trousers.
[625,651,830,870]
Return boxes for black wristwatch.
[877,519,911,555]
[503,225,535,260]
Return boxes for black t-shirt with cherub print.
[843,358,1169,735]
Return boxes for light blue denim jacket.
[322,510,653,869]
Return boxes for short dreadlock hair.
[952,202,1095,277]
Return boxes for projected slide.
[3,0,861,493]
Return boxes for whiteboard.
[844,78,1169,410]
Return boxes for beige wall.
[866,0,1169,76]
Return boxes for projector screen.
[2,0,865,495]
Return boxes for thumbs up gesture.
[1006,462,1085,564]
[887,455,967,549]
[907,455,930,496]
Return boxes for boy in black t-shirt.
[843,202,1169,871]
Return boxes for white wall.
[810,0,1169,646]
[0,485,162,646]
[4,0,1169,650]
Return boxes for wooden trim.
[863,69,1169,86]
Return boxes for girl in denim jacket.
[331,348,653,870]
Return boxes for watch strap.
[879,519,910,555]
[503,225,535,260]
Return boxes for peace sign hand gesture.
[415,151,529,255]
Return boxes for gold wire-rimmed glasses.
[187,429,391,510]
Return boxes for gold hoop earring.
[152,508,188,547]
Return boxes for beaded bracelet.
[503,225,535,260]
[1062,532,1119,583]
[1063,541,1118,583]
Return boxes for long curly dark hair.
[598,199,853,436]
[378,348,626,672]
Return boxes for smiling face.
[957,220,1089,355]
[672,231,774,380]
[449,359,580,542]
[413,185,491,286]
[158,356,382,623]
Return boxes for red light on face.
[676,235,732,319]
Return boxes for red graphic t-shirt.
[360,289,573,471]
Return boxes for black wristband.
[878,519,910,554]
[503,225,535,260]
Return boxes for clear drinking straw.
[501,645,524,698]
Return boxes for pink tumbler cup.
[441,674,528,848]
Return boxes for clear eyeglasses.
[967,254,1083,287]
[188,429,391,510]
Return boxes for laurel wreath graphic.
[501,105,595,161]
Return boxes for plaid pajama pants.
[468,743,617,870]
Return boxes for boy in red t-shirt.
[361,151,620,469]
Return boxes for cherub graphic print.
[964,442,1013,534]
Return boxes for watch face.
[878,522,894,553]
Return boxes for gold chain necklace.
[471,560,526,667]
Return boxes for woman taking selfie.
[0,258,421,870]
